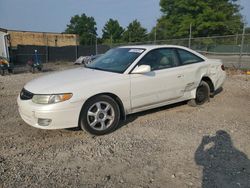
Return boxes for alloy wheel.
[87,101,115,131]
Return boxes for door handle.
[177,74,184,78]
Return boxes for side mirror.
[131,65,151,74]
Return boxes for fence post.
[46,34,48,63]
[75,36,78,60]
[94,36,97,55]
[239,26,246,69]
[110,34,113,48]
[188,23,192,48]
[154,27,157,44]
[235,33,238,45]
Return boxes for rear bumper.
[17,96,83,129]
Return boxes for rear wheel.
[79,95,120,135]
[188,81,210,107]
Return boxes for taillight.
[221,65,225,71]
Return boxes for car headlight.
[32,93,73,104]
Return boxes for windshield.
[85,48,145,73]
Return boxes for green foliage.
[156,0,244,39]
[122,20,148,43]
[102,19,124,44]
[65,13,97,45]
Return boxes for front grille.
[20,88,34,100]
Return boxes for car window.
[137,48,179,71]
[177,49,204,65]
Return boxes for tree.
[122,20,148,43]
[65,13,97,45]
[102,19,124,44]
[156,0,244,39]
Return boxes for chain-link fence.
[10,44,110,66]
[112,34,250,69]
[11,34,250,70]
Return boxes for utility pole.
[188,23,192,48]
[239,25,246,69]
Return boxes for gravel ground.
[0,63,250,188]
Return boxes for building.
[1,28,79,47]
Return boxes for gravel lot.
[0,63,250,188]
[205,55,250,69]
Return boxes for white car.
[17,45,226,135]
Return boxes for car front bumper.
[17,96,83,129]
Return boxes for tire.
[8,69,14,74]
[188,81,210,107]
[0,69,4,76]
[79,95,120,135]
[38,67,43,72]
[29,66,33,73]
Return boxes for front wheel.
[0,69,4,76]
[188,81,210,107]
[29,66,35,73]
[8,68,14,74]
[79,95,120,135]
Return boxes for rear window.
[177,49,204,65]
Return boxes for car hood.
[24,67,122,94]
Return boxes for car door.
[130,48,186,111]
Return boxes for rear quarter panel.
[205,59,226,90]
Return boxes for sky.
[0,0,249,36]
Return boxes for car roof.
[118,44,208,60]
[118,45,189,50]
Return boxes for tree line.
[65,0,246,45]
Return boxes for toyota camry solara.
[17,45,226,135]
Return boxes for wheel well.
[82,93,126,121]
[201,77,214,93]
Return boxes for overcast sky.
[0,0,249,36]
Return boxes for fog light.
[38,118,52,126]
